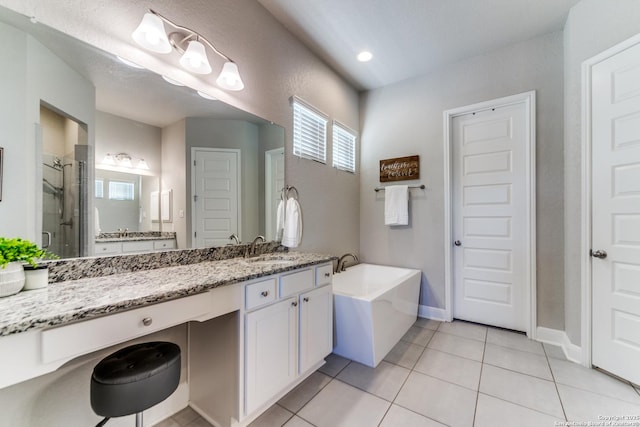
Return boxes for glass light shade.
[197,90,217,100]
[216,61,245,91]
[137,159,150,170]
[132,13,172,54]
[119,156,133,168]
[179,40,212,74]
[102,154,115,165]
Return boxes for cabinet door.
[299,285,333,374]
[245,297,297,415]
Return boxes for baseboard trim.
[418,305,448,322]
[536,326,583,365]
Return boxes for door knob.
[454,240,462,246]
[591,250,607,259]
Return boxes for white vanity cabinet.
[243,263,333,419]
[94,238,176,255]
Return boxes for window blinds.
[332,121,356,173]
[292,98,327,163]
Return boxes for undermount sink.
[244,255,298,266]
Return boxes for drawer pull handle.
[142,317,153,327]
[291,301,298,307]
[261,291,269,297]
[303,297,309,302]
[324,272,330,277]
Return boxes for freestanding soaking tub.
[332,263,421,367]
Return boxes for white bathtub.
[332,263,421,367]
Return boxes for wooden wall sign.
[379,155,420,182]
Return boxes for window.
[292,97,327,163]
[95,179,104,199]
[332,121,357,173]
[108,180,135,201]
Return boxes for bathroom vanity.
[0,250,334,426]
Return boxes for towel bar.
[374,184,425,192]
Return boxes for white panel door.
[192,148,240,248]
[452,103,529,331]
[265,148,285,241]
[592,41,640,385]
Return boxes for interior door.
[591,40,640,385]
[192,148,240,248]
[452,101,531,332]
[265,147,285,241]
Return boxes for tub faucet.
[229,234,240,245]
[246,235,266,257]
[336,253,359,273]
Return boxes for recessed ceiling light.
[197,90,217,100]
[116,56,145,69]
[162,75,185,86]
[357,51,373,62]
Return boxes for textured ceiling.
[258,0,580,90]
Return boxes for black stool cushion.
[91,341,181,417]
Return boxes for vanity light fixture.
[132,9,245,91]
[102,153,149,171]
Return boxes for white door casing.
[586,36,640,384]
[265,148,285,241]
[444,91,536,335]
[191,148,241,248]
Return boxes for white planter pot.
[23,265,49,290]
[0,262,26,297]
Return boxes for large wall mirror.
[0,5,284,258]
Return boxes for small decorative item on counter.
[0,237,57,296]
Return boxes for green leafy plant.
[0,237,57,269]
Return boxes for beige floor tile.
[185,417,214,427]
[414,318,441,331]
[484,343,553,380]
[153,418,181,427]
[543,343,567,360]
[486,328,544,355]
[248,404,294,427]
[401,325,435,346]
[474,393,565,427]
[383,339,425,369]
[427,331,485,361]
[414,348,482,390]
[278,371,332,413]
[282,415,314,427]
[317,353,350,377]
[394,371,477,427]
[549,358,640,404]
[172,406,201,426]
[479,364,564,418]
[558,384,640,422]
[298,380,390,427]
[337,360,411,401]
[379,404,446,427]
[438,320,487,342]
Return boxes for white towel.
[94,207,101,236]
[282,197,302,247]
[275,199,285,241]
[384,185,409,226]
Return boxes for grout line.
[471,332,488,426]
[543,341,568,421]
[477,391,567,421]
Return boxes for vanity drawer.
[95,242,121,255]
[41,292,212,364]
[315,264,333,286]
[122,240,154,253]
[153,239,175,250]
[279,269,313,298]
[245,278,277,311]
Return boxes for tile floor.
[155,319,640,427]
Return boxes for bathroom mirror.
[0,5,285,256]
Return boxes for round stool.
[90,341,181,427]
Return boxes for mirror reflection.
[0,6,285,258]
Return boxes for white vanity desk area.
[0,252,335,427]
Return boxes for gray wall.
[563,0,640,345]
[161,120,187,249]
[359,31,565,330]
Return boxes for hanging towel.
[275,199,285,241]
[384,185,409,226]
[282,197,302,247]
[94,207,101,236]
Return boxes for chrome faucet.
[229,234,240,245]
[336,253,359,273]
[246,235,266,257]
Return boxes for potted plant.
[0,237,56,296]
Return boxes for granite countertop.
[0,252,334,337]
